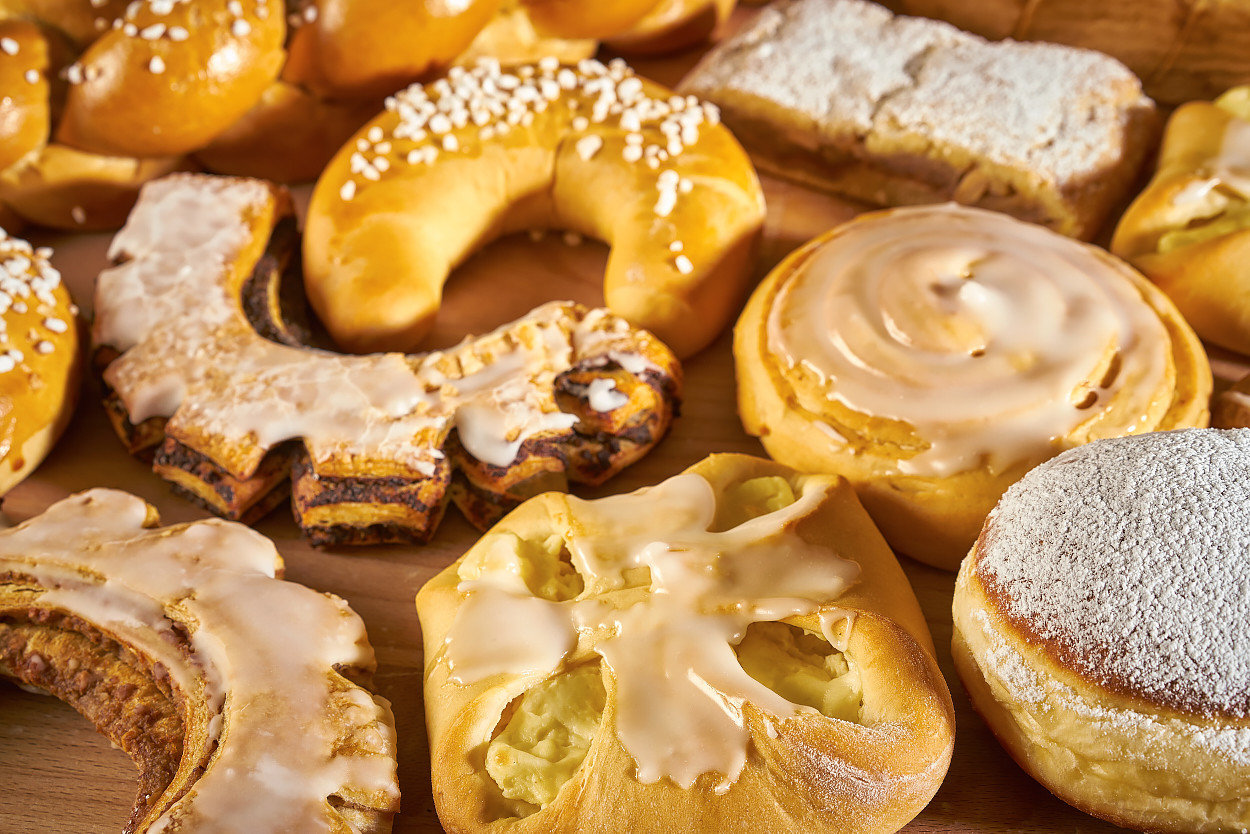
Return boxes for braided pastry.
[93,173,681,546]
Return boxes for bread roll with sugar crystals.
[679,0,1157,240]
[736,204,1211,569]
[417,454,954,833]
[953,429,1250,833]
[305,57,765,359]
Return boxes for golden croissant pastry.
[92,173,681,546]
[954,429,1250,833]
[416,453,955,833]
[736,204,1211,570]
[1111,86,1250,355]
[0,489,400,833]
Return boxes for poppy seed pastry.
[953,429,1250,833]
[0,488,400,833]
[93,173,681,546]
[417,454,955,833]
[679,0,1157,239]
[734,203,1211,570]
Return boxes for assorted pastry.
[0,488,401,832]
[1112,85,1250,355]
[417,454,955,832]
[954,429,1250,833]
[735,203,1210,569]
[92,173,681,545]
[4,1,1250,831]
[0,226,78,495]
[680,0,1158,239]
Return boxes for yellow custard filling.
[486,665,607,814]
[736,621,863,723]
[713,476,797,530]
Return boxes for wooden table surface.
[1,13,1244,834]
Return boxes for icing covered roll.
[304,57,765,359]
[94,173,681,546]
[0,228,78,494]
[1111,86,1250,355]
[0,488,400,833]
[953,430,1250,833]
[735,204,1211,570]
[417,454,954,833]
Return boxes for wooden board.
[1,13,1245,833]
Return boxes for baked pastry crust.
[305,57,765,359]
[879,0,1250,106]
[735,204,1211,570]
[417,453,954,834]
[1111,87,1250,355]
[0,227,78,494]
[953,430,1250,833]
[679,0,1157,240]
[93,173,681,546]
[0,488,400,833]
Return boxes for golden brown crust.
[417,454,954,834]
[734,205,1211,570]
[606,0,736,56]
[1111,96,1250,355]
[305,59,765,359]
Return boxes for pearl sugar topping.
[0,229,66,374]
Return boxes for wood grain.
[1,11,1242,833]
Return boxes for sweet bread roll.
[1110,88,1250,355]
[0,142,190,231]
[456,2,598,68]
[879,0,1250,106]
[519,0,662,39]
[679,0,1157,240]
[94,173,681,545]
[305,57,765,358]
[735,204,1211,570]
[416,453,954,833]
[0,488,400,832]
[0,228,78,494]
[283,0,500,101]
[953,429,1250,833]
[605,0,736,55]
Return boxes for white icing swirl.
[766,204,1171,476]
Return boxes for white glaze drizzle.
[92,175,665,476]
[766,204,1170,476]
[0,489,398,832]
[443,472,861,789]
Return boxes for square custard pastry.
[416,454,955,833]
[679,0,1158,239]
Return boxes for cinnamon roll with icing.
[735,204,1211,569]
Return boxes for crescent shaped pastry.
[0,488,400,833]
[0,227,79,494]
[953,429,1250,833]
[735,204,1211,570]
[416,453,955,833]
[92,173,680,546]
[304,57,765,359]
[1111,87,1250,355]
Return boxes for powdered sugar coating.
[978,429,1250,718]
[682,0,1150,185]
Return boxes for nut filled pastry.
[417,453,955,834]
[93,173,681,546]
[1111,86,1250,356]
[679,0,1157,240]
[953,430,1250,833]
[0,489,400,833]
[735,204,1211,569]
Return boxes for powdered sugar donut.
[953,429,1250,833]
